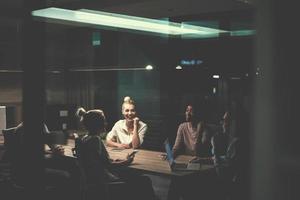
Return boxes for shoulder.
[111,120,125,130]
[114,120,125,126]
[139,120,147,127]
[83,135,100,145]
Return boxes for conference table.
[0,134,215,200]
[0,133,214,177]
[60,139,214,177]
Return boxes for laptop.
[164,140,201,171]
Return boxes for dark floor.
[146,174,171,200]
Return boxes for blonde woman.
[106,96,147,149]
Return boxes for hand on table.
[113,153,134,166]
[159,153,167,160]
[52,145,65,155]
[117,143,131,149]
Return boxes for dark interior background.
[2,1,300,200]
[0,23,254,147]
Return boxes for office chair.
[73,137,126,200]
[2,127,74,200]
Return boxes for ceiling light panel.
[32,7,227,36]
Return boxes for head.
[185,105,194,122]
[76,107,106,135]
[122,96,136,122]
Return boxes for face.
[185,105,193,122]
[122,103,136,121]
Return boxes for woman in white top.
[106,96,147,149]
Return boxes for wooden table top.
[62,139,214,177]
[0,136,213,177]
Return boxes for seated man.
[211,111,239,167]
[15,122,65,155]
[211,111,241,200]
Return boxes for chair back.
[72,137,89,191]
[74,136,108,185]
[73,136,127,200]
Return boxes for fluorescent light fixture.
[32,7,227,36]
[230,30,256,36]
[145,65,153,70]
[213,75,220,79]
[176,65,183,70]
[181,21,221,39]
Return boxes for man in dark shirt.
[211,111,240,200]
[14,122,65,155]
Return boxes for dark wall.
[0,24,254,143]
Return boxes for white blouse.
[106,119,147,145]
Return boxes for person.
[106,96,147,149]
[11,122,75,199]
[167,105,216,200]
[75,107,155,200]
[15,122,65,155]
[210,110,241,200]
[211,111,238,167]
[172,104,212,159]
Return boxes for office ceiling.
[0,0,255,40]
[0,0,254,18]
[48,0,254,18]
[99,0,253,18]
[0,0,255,70]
